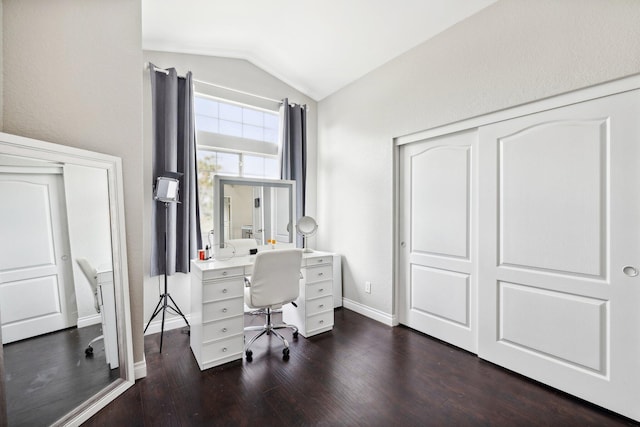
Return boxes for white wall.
[2,0,145,363]
[317,0,640,319]
[64,164,112,325]
[142,50,317,331]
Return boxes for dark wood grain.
[3,324,119,426]
[86,309,638,426]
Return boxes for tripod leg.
[167,293,190,327]
[144,295,165,333]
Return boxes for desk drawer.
[201,335,243,363]
[306,310,334,333]
[202,266,244,281]
[304,256,332,267]
[202,316,244,342]
[306,295,333,317]
[304,265,332,284]
[203,297,244,322]
[203,279,243,301]
[305,280,332,299]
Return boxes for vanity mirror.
[0,132,134,426]
[213,175,296,249]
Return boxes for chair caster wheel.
[282,348,290,360]
[293,331,298,339]
[245,349,253,361]
[85,346,94,357]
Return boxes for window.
[195,94,280,237]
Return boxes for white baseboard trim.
[143,314,191,335]
[77,314,101,329]
[342,298,396,326]
[134,357,147,380]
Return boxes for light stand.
[144,175,190,353]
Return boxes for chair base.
[85,334,104,357]
[244,308,298,361]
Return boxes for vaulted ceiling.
[142,0,497,100]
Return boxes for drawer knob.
[222,288,228,293]
[222,271,228,276]
[222,347,227,352]
[222,327,227,333]
[319,304,324,308]
[317,259,323,263]
[319,288,324,292]
[318,272,324,277]
[319,320,324,324]
[222,308,228,313]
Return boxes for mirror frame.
[0,132,135,426]
[213,175,296,249]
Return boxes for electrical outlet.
[365,281,371,294]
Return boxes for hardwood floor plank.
[84,309,638,426]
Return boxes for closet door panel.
[399,130,478,353]
[499,119,606,276]
[478,89,640,422]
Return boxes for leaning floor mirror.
[0,132,134,426]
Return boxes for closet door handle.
[623,265,638,277]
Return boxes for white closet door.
[399,130,478,353]
[478,89,640,421]
[0,172,76,343]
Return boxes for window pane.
[219,119,242,138]
[243,124,264,141]
[243,154,265,178]
[195,97,219,118]
[264,113,279,130]
[195,115,219,133]
[264,128,278,144]
[216,152,240,175]
[219,103,242,122]
[243,108,263,126]
[264,157,279,178]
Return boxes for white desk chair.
[76,258,103,357]
[243,248,303,361]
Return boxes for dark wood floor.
[4,323,119,426]
[86,309,637,426]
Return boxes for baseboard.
[143,314,191,335]
[77,314,101,329]
[134,357,147,380]
[342,298,396,326]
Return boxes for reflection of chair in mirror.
[76,258,103,356]
[227,238,258,256]
[244,249,303,361]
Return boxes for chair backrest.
[76,258,100,313]
[248,249,303,308]
[227,238,258,256]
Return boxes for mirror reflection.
[0,153,119,426]
[214,176,295,248]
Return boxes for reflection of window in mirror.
[194,94,281,244]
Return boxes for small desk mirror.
[213,176,296,248]
[0,132,134,426]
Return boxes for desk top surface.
[192,249,334,272]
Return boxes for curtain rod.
[147,62,285,106]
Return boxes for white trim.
[134,357,147,380]
[77,314,102,329]
[395,73,640,146]
[342,298,397,326]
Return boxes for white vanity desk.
[190,249,338,370]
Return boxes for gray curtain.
[280,99,307,247]
[150,64,202,276]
